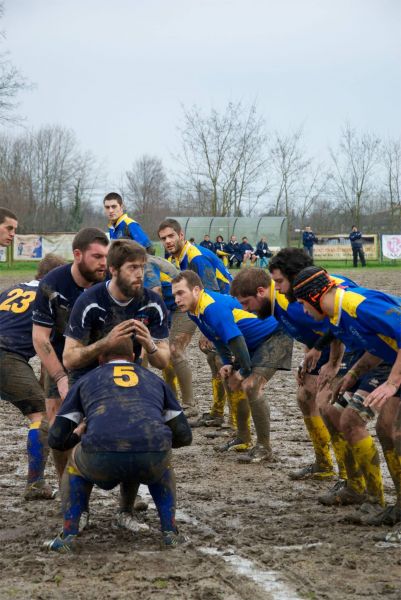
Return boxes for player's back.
[0,280,39,360]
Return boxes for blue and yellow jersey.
[160,272,177,311]
[0,280,39,360]
[108,213,151,249]
[189,289,279,353]
[58,361,182,453]
[170,241,232,293]
[328,286,401,364]
[270,274,357,348]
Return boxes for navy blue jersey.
[0,280,39,360]
[66,282,169,374]
[32,264,85,361]
[58,361,182,452]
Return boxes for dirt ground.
[0,269,400,600]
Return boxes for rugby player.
[293,266,401,524]
[46,340,192,552]
[63,239,170,375]
[0,207,18,247]
[158,218,233,421]
[172,271,293,463]
[103,192,153,251]
[32,228,109,480]
[0,254,65,499]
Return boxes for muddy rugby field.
[0,269,400,600]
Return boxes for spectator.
[200,234,215,252]
[214,235,229,266]
[255,236,273,268]
[225,235,243,268]
[349,226,366,267]
[239,237,257,265]
[302,226,318,258]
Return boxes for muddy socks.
[330,431,348,480]
[352,437,384,505]
[227,389,251,443]
[211,377,226,418]
[343,441,366,495]
[149,466,177,532]
[383,449,401,505]
[247,390,271,451]
[27,420,49,484]
[303,416,333,472]
[163,362,179,397]
[62,465,93,536]
[172,356,194,408]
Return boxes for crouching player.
[172,270,293,463]
[293,267,401,525]
[45,340,192,552]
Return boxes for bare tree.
[329,123,381,227]
[268,127,311,241]
[175,101,269,216]
[382,138,401,231]
[0,3,30,124]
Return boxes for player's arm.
[32,324,69,400]
[316,338,345,389]
[63,319,137,370]
[48,385,84,450]
[128,221,151,248]
[365,349,401,410]
[163,384,192,447]
[132,317,170,369]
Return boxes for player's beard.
[77,260,106,284]
[116,270,143,300]
[256,299,272,319]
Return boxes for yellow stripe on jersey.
[216,270,230,284]
[270,281,276,313]
[330,288,344,325]
[160,272,172,283]
[194,290,215,317]
[330,275,347,286]
[341,290,366,318]
[112,213,138,228]
[377,334,399,352]
[232,308,257,323]
[275,290,289,311]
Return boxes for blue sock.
[62,466,92,536]
[27,421,47,484]
[148,466,176,532]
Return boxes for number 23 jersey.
[0,280,39,360]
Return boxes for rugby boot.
[318,480,367,506]
[215,436,252,453]
[190,412,224,428]
[385,527,401,543]
[289,463,336,481]
[116,511,150,533]
[237,444,273,464]
[134,494,149,512]
[362,504,401,526]
[161,529,188,549]
[45,532,77,553]
[79,511,90,532]
[182,405,199,419]
[345,501,384,524]
[24,479,56,501]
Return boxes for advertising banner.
[313,234,378,260]
[382,235,401,259]
[13,234,75,261]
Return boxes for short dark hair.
[0,207,18,225]
[103,192,123,206]
[36,254,66,280]
[230,268,271,298]
[72,228,109,252]
[157,218,182,236]
[268,248,313,284]
[107,239,147,270]
[172,270,203,290]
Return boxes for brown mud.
[0,269,400,599]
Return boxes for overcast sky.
[3,0,401,187]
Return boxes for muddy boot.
[189,412,224,428]
[215,436,252,453]
[362,505,401,526]
[134,494,149,512]
[345,501,385,524]
[237,444,273,464]
[318,480,367,506]
[24,479,56,501]
[289,463,336,481]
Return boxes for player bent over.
[0,254,65,499]
[46,340,192,552]
[172,270,293,463]
[293,267,401,524]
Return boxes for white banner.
[13,233,75,261]
[0,246,6,262]
[382,235,401,259]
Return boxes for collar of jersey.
[109,213,128,229]
[270,280,276,314]
[330,288,344,326]
[106,280,135,306]
[193,289,207,317]
[106,359,132,364]
[177,240,191,264]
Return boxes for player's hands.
[219,365,233,379]
[227,370,243,391]
[317,363,339,390]
[296,363,305,385]
[56,375,69,401]
[132,319,153,352]
[333,372,357,399]
[73,419,87,437]
[199,335,214,352]
[302,348,321,374]
[364,382,399,411]
[105,320,137,348]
